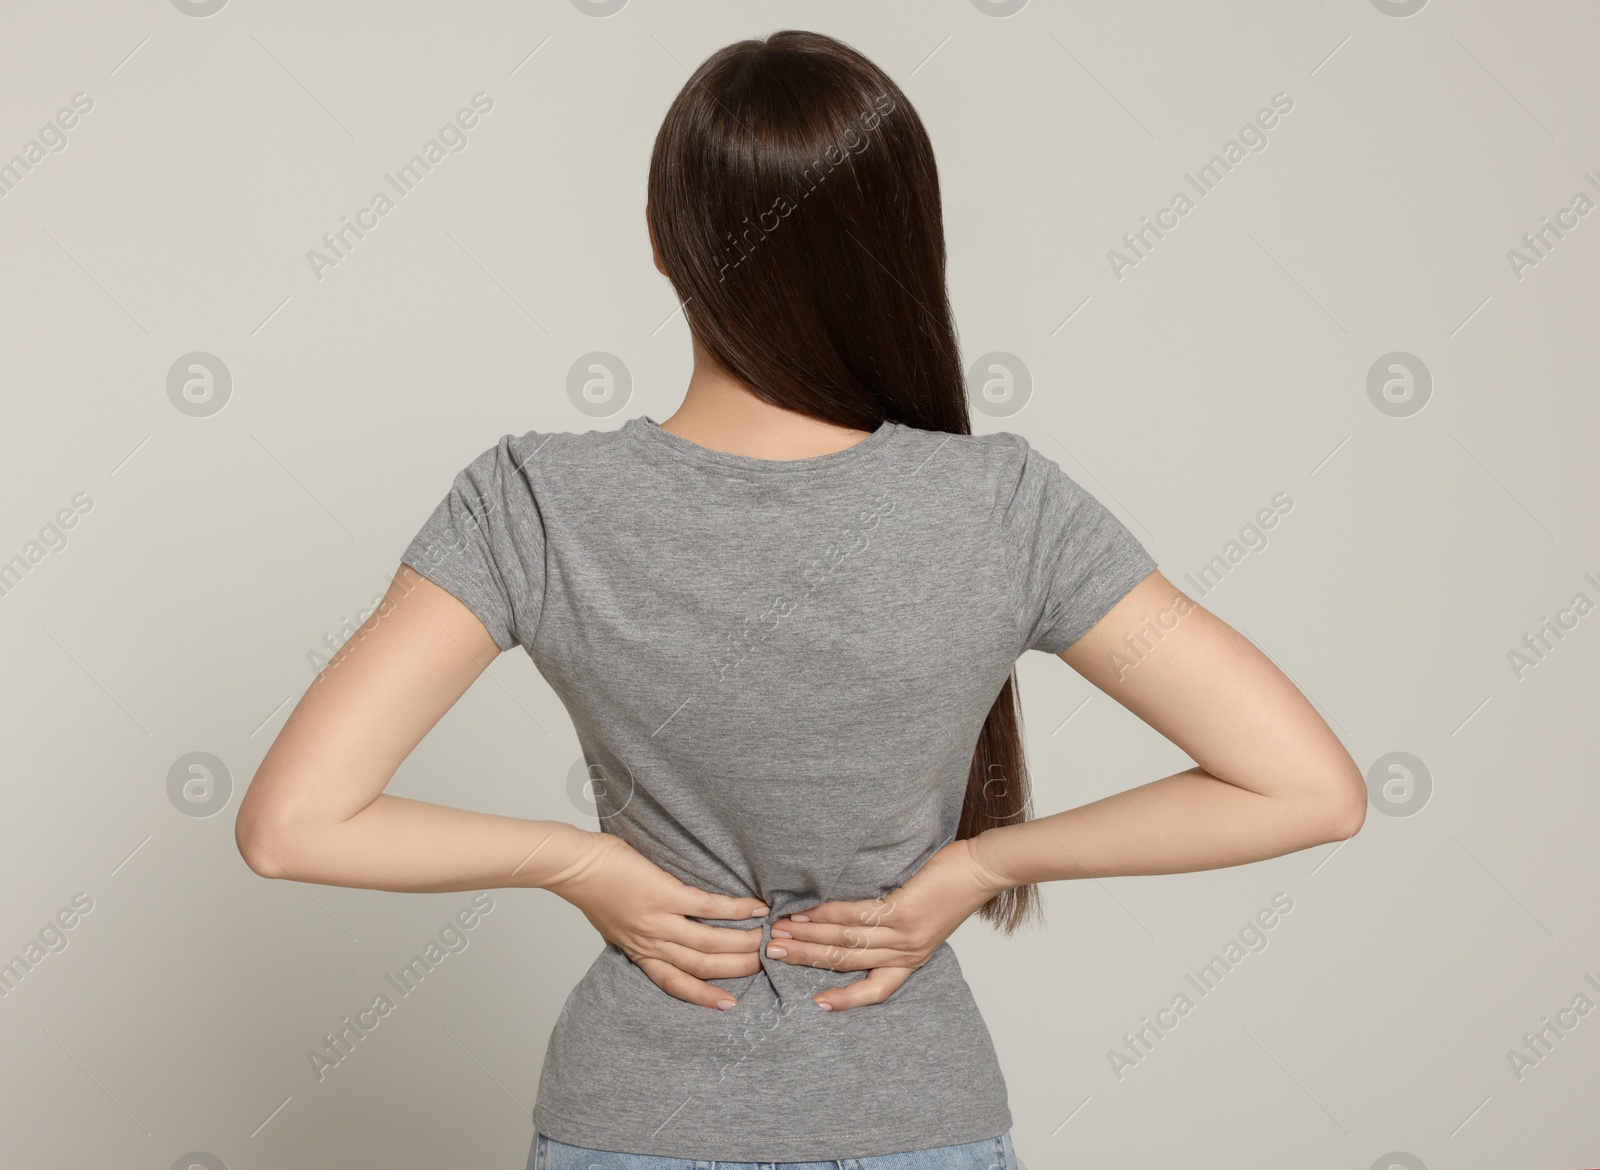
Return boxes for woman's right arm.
[969,569,1367,887]
[761,569,1366,1012]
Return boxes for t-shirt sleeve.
[999,433,1157,656]
[399,432,547,653]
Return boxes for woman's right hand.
[544,829,770,1010]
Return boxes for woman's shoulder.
[460,419,639,478]
[883,421,1035,493]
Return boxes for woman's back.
[400,413,1157,1160]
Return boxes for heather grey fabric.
[400,413,1157,1162]
[530,1128,1018,1169]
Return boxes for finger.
[812,966,914,1012]
[654,939,764,980]
[785,895,899,928]
[770,919,894,951]
[677,886,771,922]
[668,920,765,955]
[635,956,748,1011]
[764,936,908,972]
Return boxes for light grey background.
[2,1,1596,1168]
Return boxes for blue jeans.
[528,1131,1017,1170]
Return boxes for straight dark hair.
[646,29,1042,933]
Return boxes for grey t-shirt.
[400,413,1156,1162]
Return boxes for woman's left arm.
[767,570,1367,1009]
[235,565,774,1011]
[234,564,600,893]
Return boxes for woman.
[235,29,1366,1170]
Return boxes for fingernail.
[771,929,792,939]
[792,914,810,922]
[814,999,832,1011]
[749,907,769,918]
[766,945,787,958]
[716,998,736,1011]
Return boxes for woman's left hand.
[765,835,1011,1012]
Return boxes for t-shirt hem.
[530,1101,1013,1163]
[1033,555,1159,656]
[399,551,517,652]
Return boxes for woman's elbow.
[1308,764,1368,844]
[235,809,291,879]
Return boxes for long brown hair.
[646,30,1042,933]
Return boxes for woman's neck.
[655,342,875,461]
